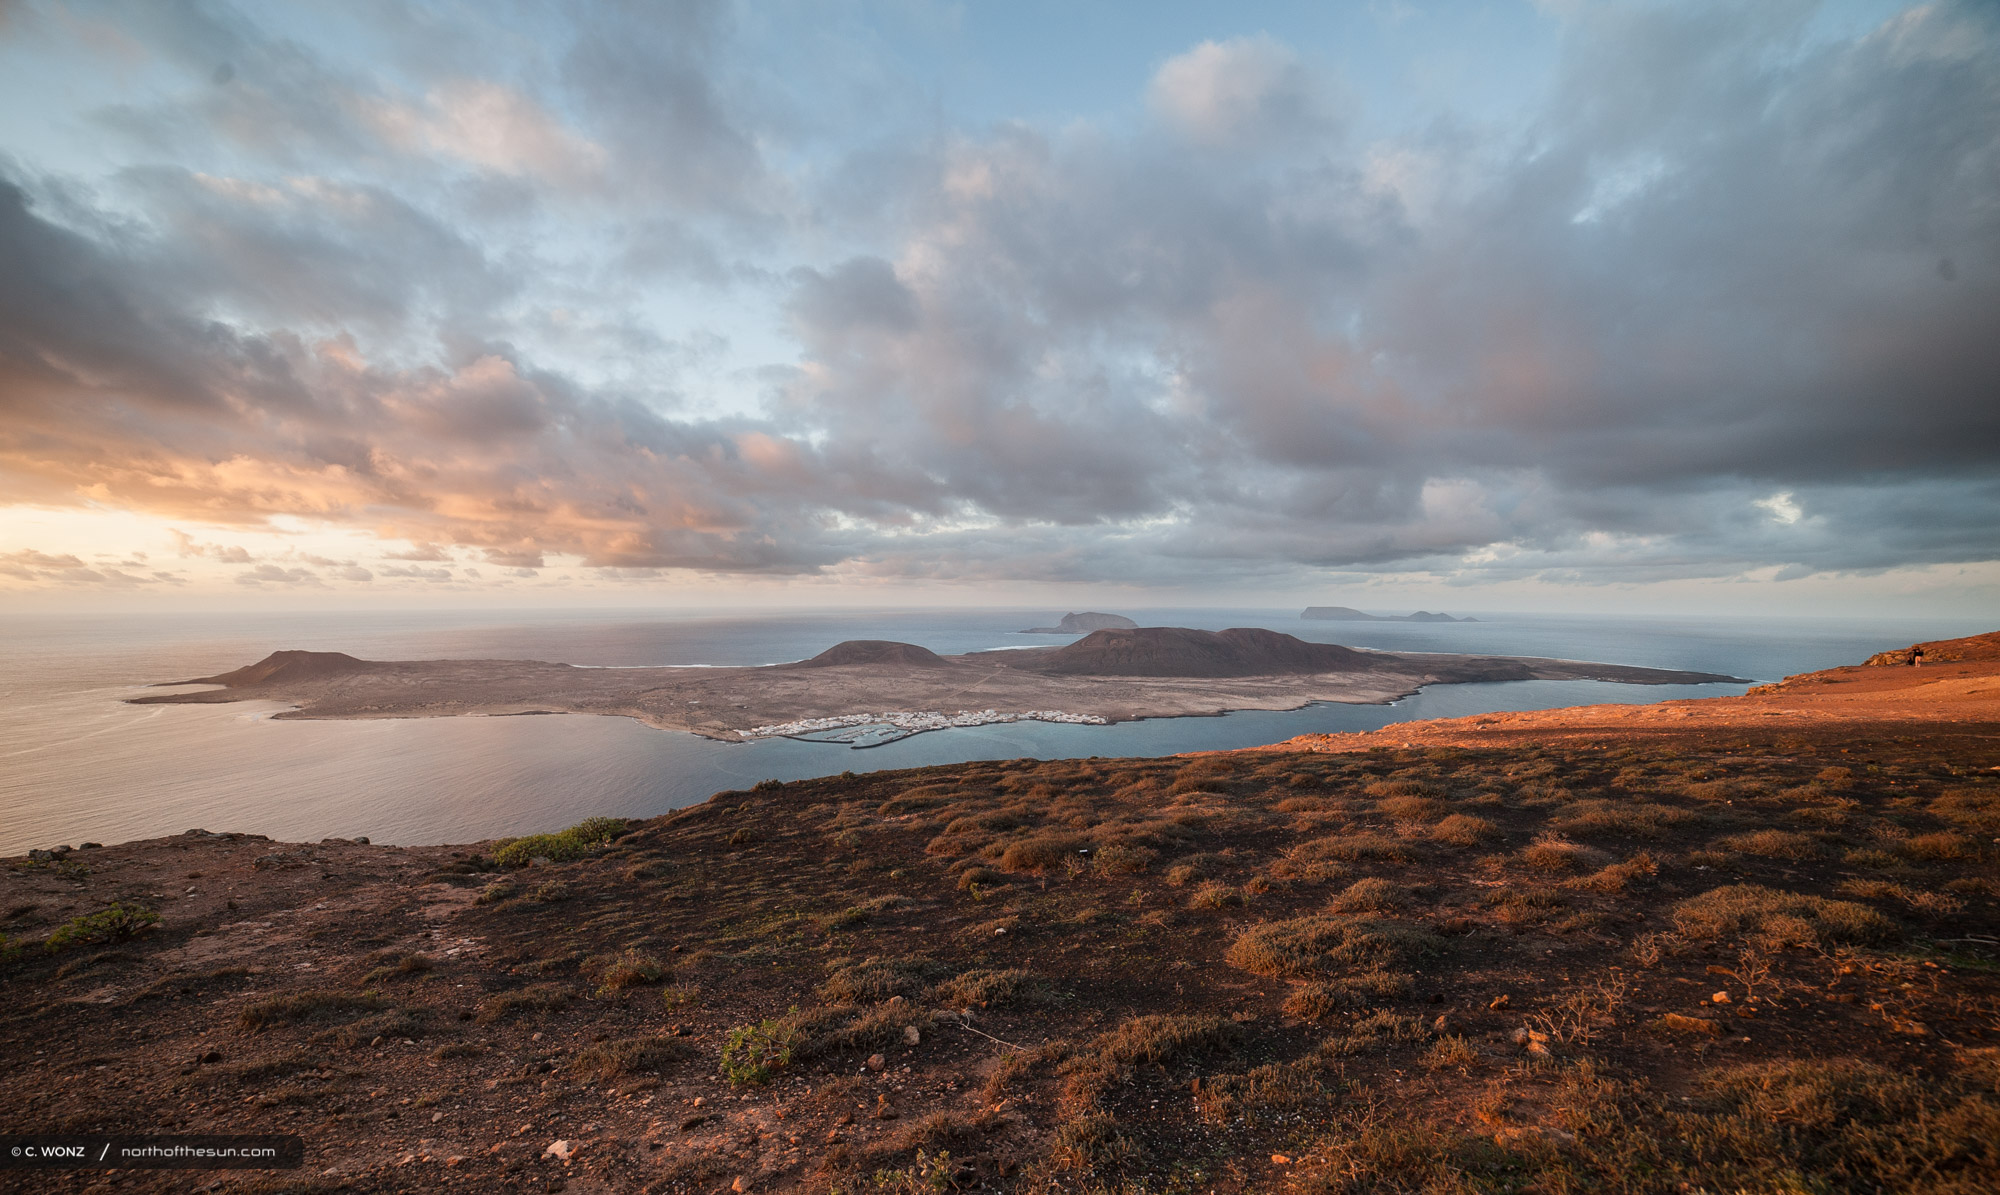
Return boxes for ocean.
[1,608,1985,855]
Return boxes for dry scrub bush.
[1331,877,1409,912]
[1323,1009,1432,1055]
[942,810,1025,835]
[955,865,1004,891]
[1843,847,1900,868]
[930,968,1052,1009]
[1516,782,1575,806]
[998,834,1087,873]
[1048,1114,1136,1173]
[1420,1035,1480,1071]
[817,893,908,930]
[1932,787,2000,835]
[588,950,668,992]
[476,983,573,1025]
[1057,1014,1243,1137]
[239,990,386,1031]
[1091,844,1155,876]
[1187,880,1238,909]
[1564,853,1658,894]
[1378,794,1448,822]
[1193,1060,1327,1125]
[779,1002,930,1062]
[1266,843,1353,883]
[1718,829,1830,860]
[1672,884,1898,947]
[1835,879,1967,917]
[1282,971,1414,1019]
[1484,885,1570,926]
[569,1035,692,1082]
[1550,799,1701,839]
[1287,1056,1999,1193]
[1432,813,1499,848]
[1366,778,1442,800]
[1164,853,1221,885]
[1277,795,1340,814]
[820,956,951,1002]
[1226,915,1442,978]
[1520,834,1594,873]
[1303,833,1420,864]
[1899,832,1980,861]
[1628,932,1672,968]
[1680,779,1741,803]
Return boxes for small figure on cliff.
[1911,646,1925,667]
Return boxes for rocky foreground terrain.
[3,635,1997,1193]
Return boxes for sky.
[0,0,1996,616]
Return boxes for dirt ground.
[3,636,1998,1193]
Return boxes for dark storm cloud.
[1,0,1995,590]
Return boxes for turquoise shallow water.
[0,608,1986,854]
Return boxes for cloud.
[170,530,254,562]
[365,79,607,183]
[0,1,1995,597]
[1,548,163,587]
[235,563,323,587]
[1148,35,1329,148]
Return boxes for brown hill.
[1865,630,2000,666]
[1008,626,1378,677]
[783,640,949,669]
[182,650,374,687]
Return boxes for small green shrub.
[43,903,159,953]
[721,1014,795,1085]
[493,816,628,867]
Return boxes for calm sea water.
[1,608,1986,854]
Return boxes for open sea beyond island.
[2,608,1989,855]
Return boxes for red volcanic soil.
[1006,626,1378,678]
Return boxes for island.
[130,625,1743,747]
[1301,606,1477,622]
[1018,611,1139,634]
